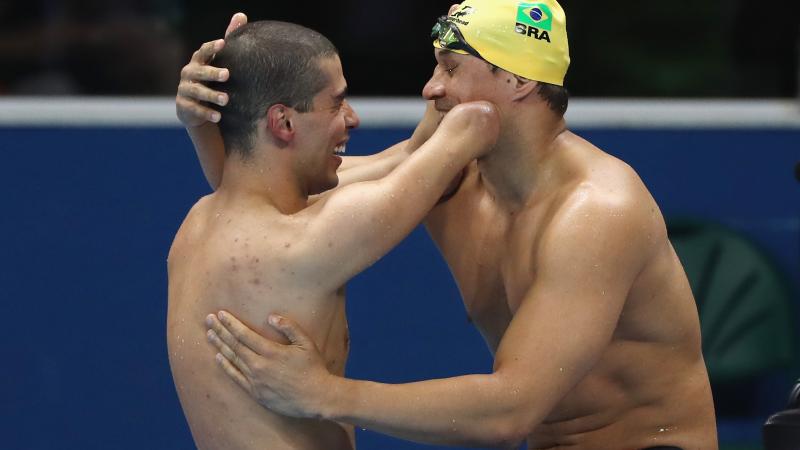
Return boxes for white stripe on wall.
[0,97,798,129]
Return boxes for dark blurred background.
[0,0,797,97]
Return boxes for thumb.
[225,12,248,38]
[268,315,315,348]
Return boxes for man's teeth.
[334,144,346,155]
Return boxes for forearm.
[187,123,225,190]
[336,140,411,185]
[335,102,444,185]
[323,374,535,448]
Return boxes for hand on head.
[175,13,247,127]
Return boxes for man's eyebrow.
[435,49,456,63]
[332,87,348,102]
[437,49,456,59]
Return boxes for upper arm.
[293,175,429,290]
[187,123,226,190]
[491,192,654,426]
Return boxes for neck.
[217,145,307,215]
[477,108,567,211]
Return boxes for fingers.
[177,38,230,127]
[182,45,229,84]
[192,39,225,64]
[181,63,229,84]
[206,325,253,376]
[176,94,221,123]
[177,80,228,106]
[215,311,285,356]
[268,315,315,349]
[225,12,248,38]
[206,313,259,361]
[215,352,253,393]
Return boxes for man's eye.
[446,66,456,75]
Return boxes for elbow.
[484,418,530,449]
[480,412,534,448]
[479,391,543,448]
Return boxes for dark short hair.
[536,82,569,117]
[209,21,338,157]
[490,65,569,116]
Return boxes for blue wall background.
[1,126,797,449]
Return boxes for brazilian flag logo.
[516,3,553,31]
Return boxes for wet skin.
[169,49,500,449]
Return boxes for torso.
[425,132,717,449]
[167,195,353,450]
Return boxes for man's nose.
[422,71,446,100]
[343,100,360,129]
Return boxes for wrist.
[316,374,350,422]
[187,121,217,132]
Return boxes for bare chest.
[426,187,545,350]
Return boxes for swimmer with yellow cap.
[431,0,570,86]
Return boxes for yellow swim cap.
[432,0,570,86]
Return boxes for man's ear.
[266,104,295,143]
[510,76,539,102]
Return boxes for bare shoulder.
[541,148,666,266]
[168,194,214,264]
